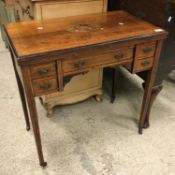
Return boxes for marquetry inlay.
[68,23,104,32]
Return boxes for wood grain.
[30,62,56,79]
[136,42,156,59]
[133,57,154,73]
[5,10,167,59]
[62,48,133,75]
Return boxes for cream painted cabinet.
[13,0,107,21]
[34,0,107,19]
[12,0,107,116]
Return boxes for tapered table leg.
[9,48,30,131]
[21,66,47,167]
[27,95,47,167]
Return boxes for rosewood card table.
[4,11,167,167]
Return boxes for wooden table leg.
[9,49,30,131]
[142,84,163,129]
[111,68,119,103]
[21,66,47,167]
[138,40,164,134]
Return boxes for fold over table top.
[5,10,167,59]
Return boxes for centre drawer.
[62,48,133,75]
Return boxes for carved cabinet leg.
[46,104,54,118]
[22,67,47,167]
[9,49,30,131]
[142,84,163,128]
[94,94,102,102]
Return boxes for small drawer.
[134,58,154,72]
[30,62,56,79]
[62,48,133,75]
[32,77,58,96]
[136,42,156,59]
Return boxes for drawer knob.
[143,47,153,53]
[141,60,151,67]
[114,53,124,60]
[39,83,52,90]
[74,61,85,68]
[38,69,50,76]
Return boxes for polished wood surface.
[5,11,167,167]
[5,11,166,59]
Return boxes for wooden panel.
[32,77,58,96]
[40,0,105,19]
[134,57,153,73]
[30,62,56,79]
[136,42,156,59]
[62,48,133,75]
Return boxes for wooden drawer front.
[136,42,156,59]
[30,62,56,79]
[62,48,133,75]
[32,78,58,96]
[134,58,154,72]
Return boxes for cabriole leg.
[143,84,163,129]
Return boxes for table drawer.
[30,62,56,79]
[134,58,153,72]
[62,48,133,75]
[32,77,58,96]
[136,42,156,59]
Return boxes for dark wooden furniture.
[109,0,175,127]
[4,11,167,166]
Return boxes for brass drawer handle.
[74,61,86,68]
[143,47,153,53]
[141,60,151,67]
[38,69,50,76]
[39,83,52,90]
[114,52,124,60]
